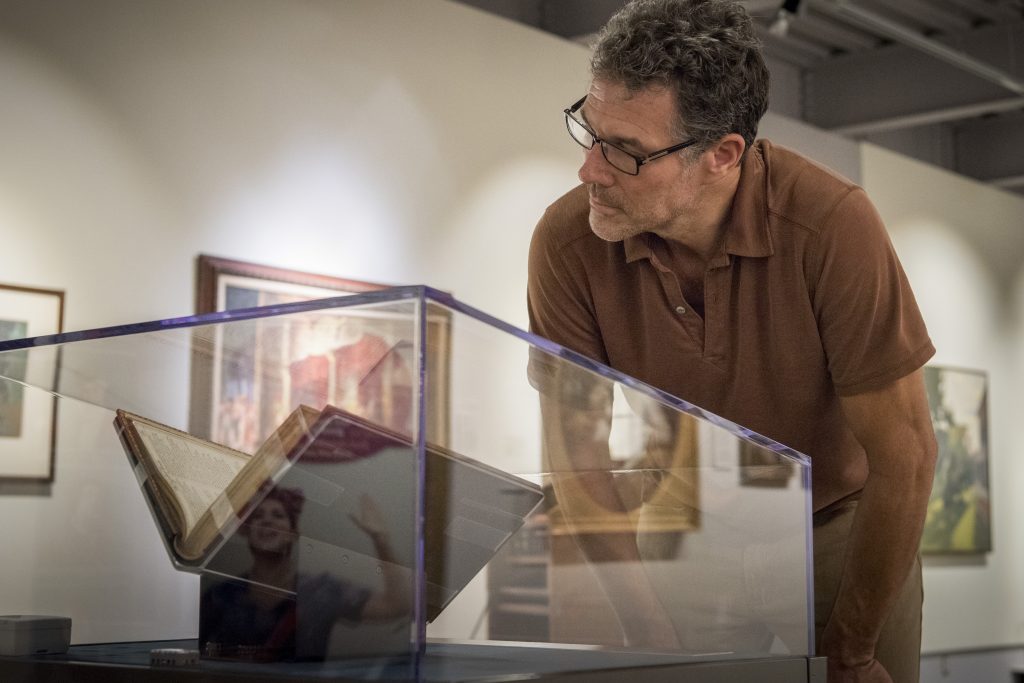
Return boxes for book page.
[133,421,249,534]
[230,404,321,497]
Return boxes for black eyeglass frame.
[563,96,699,176]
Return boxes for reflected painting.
[921,365,991,555]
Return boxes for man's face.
[576,80,704,242]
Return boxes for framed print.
[191,255,450,453]
[0,284,64,482]
[920,365,991,555]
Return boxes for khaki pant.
[813,499,923,683]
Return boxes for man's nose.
[578,144,615,186]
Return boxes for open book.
[115,404,545,620]
[115,405,322,563]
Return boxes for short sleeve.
[527,208,608,365]
[810,188,934,396]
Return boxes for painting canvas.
[191,255,449,454]
[920,365,991,555]
[0,284,64,482]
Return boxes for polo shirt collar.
[720,141,773,260]
[622,141,774,265]
[624,234,651,263]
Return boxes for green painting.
[921,366,991,554]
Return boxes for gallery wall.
[861,144,1024,653]
[0,0,1016,655]
[0,0,591,644]
[0,0,588,333]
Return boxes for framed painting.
[0,284,64,482]
[191,255,450,453]
[920,365,991,554]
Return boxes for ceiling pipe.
[991,174,1024,189]
[832,96,1024,135]
[816,0,1024,96]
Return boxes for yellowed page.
[133,420,248,535]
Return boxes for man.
[527,1,937,681]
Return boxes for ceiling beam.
[936,0,1020,24]
[790,10,881,51]
[954,112,1024,181]
[831,96,1024,134]
[757,23,832,63]
[865,0,975,35]
[813,1,1024,95]
[990,174,1024,189]
[804,21,1024,130]
[739,0,785,15]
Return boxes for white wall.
[0,0,1015,656]
[861,143,1024,653]
[761,111,861,184]
[0,0,588,332]
[0,0,592,644]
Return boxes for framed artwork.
[920,365,991,555]
[191,255,450,452]
[0,284,64,482]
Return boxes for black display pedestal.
[0,639,826,683]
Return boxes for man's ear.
[703,133,746,177]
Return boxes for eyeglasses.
[564,96,698,176]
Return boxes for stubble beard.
[587,188,646,242]
[588,158,704,244]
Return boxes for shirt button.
[675,305,686,315]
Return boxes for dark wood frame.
[194,255,388,314]
[0,283,65,483]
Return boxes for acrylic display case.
[0,286,823,681]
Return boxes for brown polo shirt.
[528,140,934,510]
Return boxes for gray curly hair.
[591,0,769,154]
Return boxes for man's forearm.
[542,395,681,649]
[826,368,938,676]
[822,443,935,665]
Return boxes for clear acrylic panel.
[0,286,814,681]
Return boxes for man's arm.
[539,389,682,650]
[822,368,937,682]
[528,198,681,648]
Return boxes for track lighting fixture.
[768,0,802,37]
